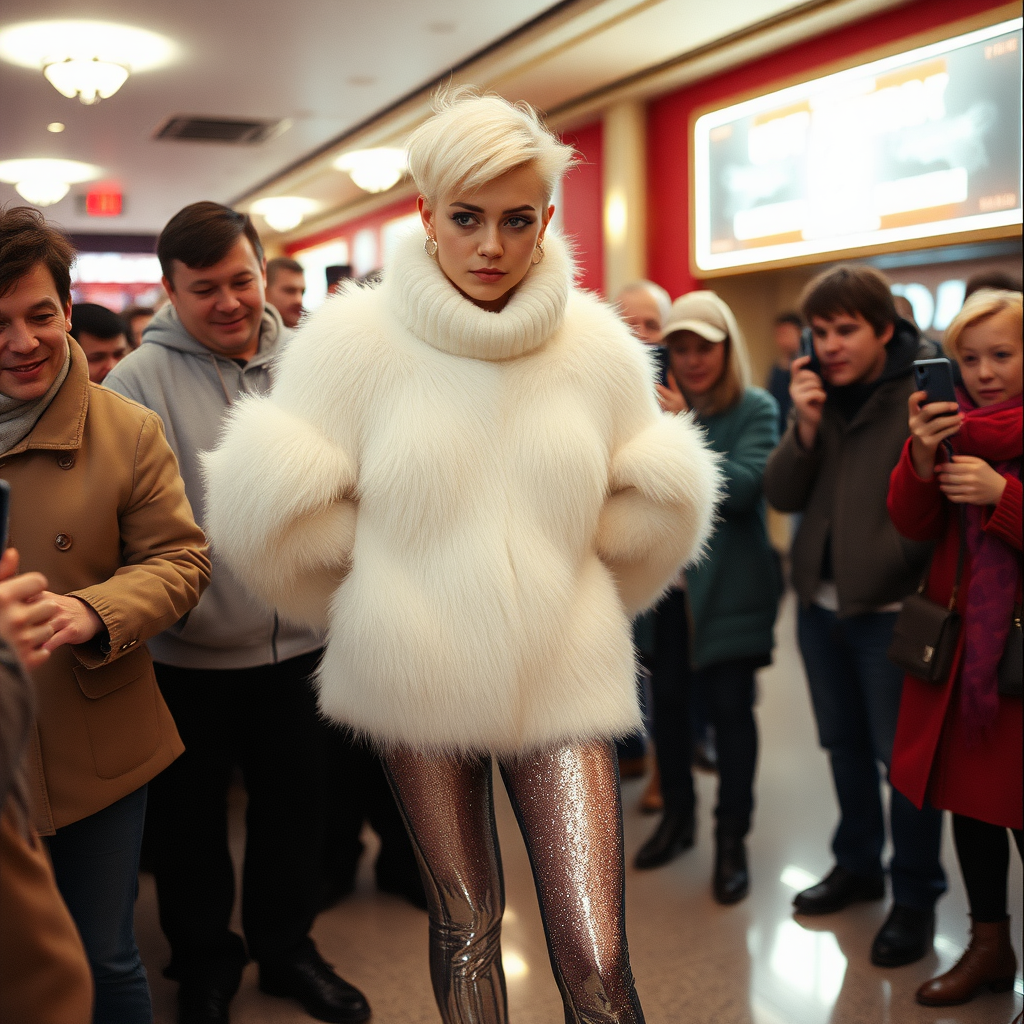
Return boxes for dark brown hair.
[158,201,264,285]
[0,205,77,307]
[800,265,897,337]
[965,270,1023,299]
[266,256,303,286]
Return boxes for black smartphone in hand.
[798,327,819,373]
[0,480,9,555]
[913,358,958,405]
[652,344,670,388]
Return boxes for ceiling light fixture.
[0,157,101,207]
[47,122,66,133]
[250,196,319,233]
[334,148,408,193]
[0,21,177,104]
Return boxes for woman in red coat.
[888,288,1022,1016]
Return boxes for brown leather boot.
[916,918,1017,1006]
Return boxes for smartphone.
[652,345,670,388]
[913,358,958,405]
[798,327,820,373]
[0,480,9,555]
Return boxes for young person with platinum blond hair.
[204,89,721,1022]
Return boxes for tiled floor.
[137,592,1023,1022]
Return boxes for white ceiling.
[0,0,560,233]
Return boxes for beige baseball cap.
[662,291,729,343]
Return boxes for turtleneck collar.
[382,228,572,361]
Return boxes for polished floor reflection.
[137,592,1023,1022]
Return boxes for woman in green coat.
[635,291,782,904]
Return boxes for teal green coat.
[686,387,782,670]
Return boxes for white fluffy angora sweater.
[203,231,722,755]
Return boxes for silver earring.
[424,236,438,257]
[531,240,545,265]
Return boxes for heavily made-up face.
[809,312,893,388]
[957,313,1023,407]
[419,162,554,313]
[0,263,71,402]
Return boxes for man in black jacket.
[765,265,945,967]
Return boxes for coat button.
[54,533,73,551]
[119,639,138,651]
[57,454,75,470]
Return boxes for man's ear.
[161,275,175,301]
[879,321,895,346]
[63,299,72,334]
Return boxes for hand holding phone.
[908,360,963,478]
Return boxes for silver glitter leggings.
[384,740,645,1024]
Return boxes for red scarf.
[952,390,1022,745]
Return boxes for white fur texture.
[204,231,722,754]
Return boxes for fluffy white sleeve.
[202,394,357,631]
[596,410,722,616]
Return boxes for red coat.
[888,440,1022,830]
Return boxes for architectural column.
[602,100,647,298]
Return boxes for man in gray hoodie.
[104,203,370,1024]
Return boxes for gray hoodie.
[104,303,322,669]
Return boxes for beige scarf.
[0,343,71,456]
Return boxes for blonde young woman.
[204,90,721,1022]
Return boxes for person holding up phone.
[887,289,1022,1012]
[764,265,947,968]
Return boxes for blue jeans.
[47,785,152,1024]
[797,604,945,910]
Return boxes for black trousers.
[148,652,324,980]
[649,590,760,839]
[952,814,1024,923]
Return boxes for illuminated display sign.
[693,18,1023,274]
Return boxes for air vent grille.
[153,116,287,144]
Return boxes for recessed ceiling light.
[47,122,65,133]
[0,21,177,104]
[346,75,375,87]
[427,21,456,34]
[334,148,408,193]
[0,157,101,207]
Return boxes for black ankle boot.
[634,811,695,869]
[713,835,749,905]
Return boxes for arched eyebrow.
[449,203,536,214]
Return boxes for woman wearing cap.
[203,89,721,1022]
[636,291,782,904]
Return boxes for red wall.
[560,122,604,295]
[285,195,418,258]
[647,0,1011,299]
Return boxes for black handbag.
[887,508,966,684]
[997,601,1022,698]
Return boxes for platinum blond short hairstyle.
[943,288,1023,358]
[407,87,576,207]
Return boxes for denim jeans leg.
[846,612,946,910]
[47,785,152,1024]
[797,603,885,879]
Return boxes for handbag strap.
[946,504,968,612]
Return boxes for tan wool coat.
[0,340,211,834]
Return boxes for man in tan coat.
[0,206,210,1021]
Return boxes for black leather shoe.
[871,904,935,967]
[713,836,749,905]
[634,811,695,869]
[793,865,885,915]
[177,982,234,1024]
[259,947,371,1023]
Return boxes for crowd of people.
[0,88,1020,1024]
